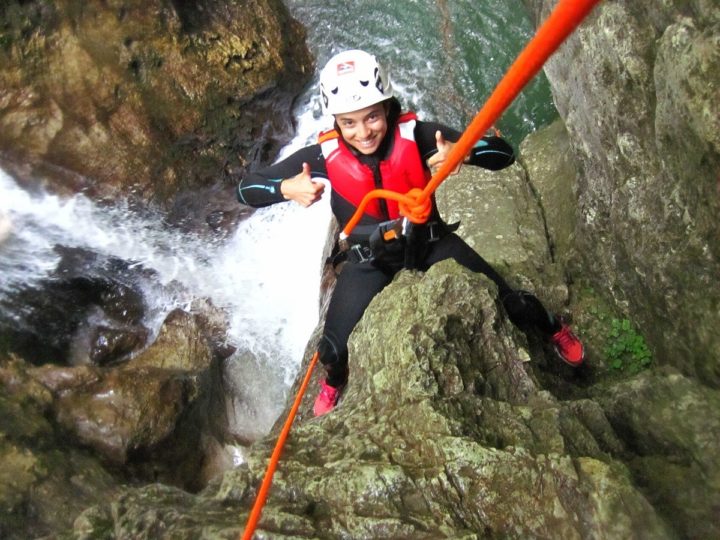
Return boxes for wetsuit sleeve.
[415,120,516,171]
[236,144,327,207]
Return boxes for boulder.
[0,245,150,365]
[0,0,312,202]
[46,363,201,465]
[2,301,228,496]
[0,354,119,540]
[131,308,213,371]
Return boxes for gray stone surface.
[532,0,720,384]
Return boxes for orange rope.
[341,0,603,239]
[240,351,319,540]
[239,2,603,536]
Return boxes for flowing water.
[284,0,557,145]
[0,1,557,454]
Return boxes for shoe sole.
[554,346,585,367]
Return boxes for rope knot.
[398,188,431,224]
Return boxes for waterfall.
[0,161,331,379]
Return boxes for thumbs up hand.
[426,130,463,175]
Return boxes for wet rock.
[75,262,676,538]
[29,363,102,394]
[2,300,229,496]
[51,365,198,465]
[0,246,150,365]
[0,0,312,203]
[28,306,222,470]
[69,323,149,366]
[131,308,213,371]
[73,482,247,539]
[165,182,255,237]
[54,245,148,324]
[189,297,236,360]
[0,354,119,540]
[94,305,229,491]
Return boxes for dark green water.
[283,0,558,145]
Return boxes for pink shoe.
[313,379,343,417]
[551,320,585,366]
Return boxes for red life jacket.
[318,112,429,220]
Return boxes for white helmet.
[319,50,393,115]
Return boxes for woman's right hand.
[280,162,325,207]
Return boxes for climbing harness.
[332,218,452,271]
[240,0,602,537]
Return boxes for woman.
[238,50,584,416]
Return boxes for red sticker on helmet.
[336,61,355,75]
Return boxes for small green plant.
[604,318,652,374]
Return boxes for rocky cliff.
[0,0,311,202]
[63,125,720,538]
[1,0,312,537]
[526,0,720,386]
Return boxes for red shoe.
[551,320,585,366]
[313,379,343,417]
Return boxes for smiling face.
[335,103,389,155]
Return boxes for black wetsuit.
[238,106,559,387]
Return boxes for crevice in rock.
[441,465,471,527]
[170,0,212,34]
[515,157,556,264]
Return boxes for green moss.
[564,280,655,383]
[604,318,652,374]
[0,32,12,51]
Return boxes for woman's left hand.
[426,130,463,175]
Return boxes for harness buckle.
[348,244,372,264]
[427,221,441,242]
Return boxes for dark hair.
[332,97,403,133]
[385,97,402,125]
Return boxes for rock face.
[0,0,312,201]
[0,355,120,540]
[0,3,313,534]
[526,0,720,385]
[74,260,711,539]
[0,301,231,537]
[70,155,720,540]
